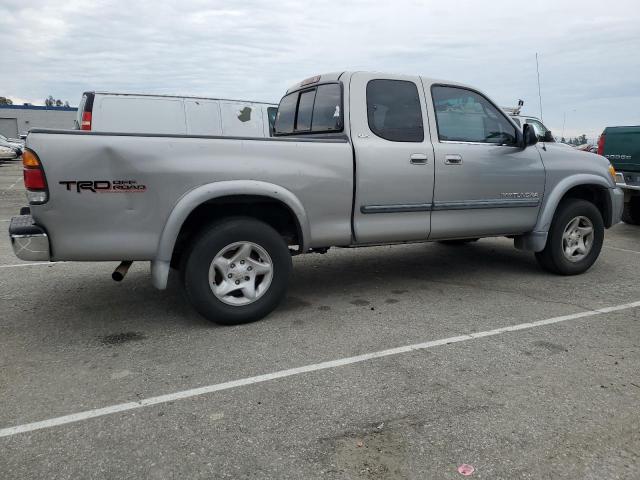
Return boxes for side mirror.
[522,123,538,148]
[542,130,554,143]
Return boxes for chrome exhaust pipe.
[112,261,133,282]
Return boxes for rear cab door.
[350,72,435,243]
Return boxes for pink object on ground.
[457,464,475,476]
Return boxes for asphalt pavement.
[1,160,639,479]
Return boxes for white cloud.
[1,0,638,138]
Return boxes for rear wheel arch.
[171,195,304,269]
[155,181,310,270]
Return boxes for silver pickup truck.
[10,72,624,325]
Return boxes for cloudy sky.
[1,0,638,141]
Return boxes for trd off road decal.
[59,180,147,193]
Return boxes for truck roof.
[284,71,471,95]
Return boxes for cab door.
[350,73,435,243]
[425,83,546,239]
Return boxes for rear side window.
[311,84,342,131]
[366,79,424,142]
[296,90,315,131]
[432,86,517,145]
[274,83,342,135]
[275,94,297,134]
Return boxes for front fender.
[535,174,613,233]
[516,174,614,253]
[151,180,310,289]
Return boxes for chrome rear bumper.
[9,215,51,261]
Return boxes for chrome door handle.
[444,154,463,165]
[410,153,428,164]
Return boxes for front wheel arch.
[535,176,613,234]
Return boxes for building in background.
[0,104,77,138]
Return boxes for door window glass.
[366,79,424,142]
[432,86,516,145]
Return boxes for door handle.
[410,153,428,165]
[444,154,463,165]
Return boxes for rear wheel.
[622,197,640,225]
[183,218,292,325]
[535,199,604,275]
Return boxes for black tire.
[622,197,640,225]
[535,199,604,275]
[183,217,292,325]
[438,238,479,245]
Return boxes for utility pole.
[536,53,543,123]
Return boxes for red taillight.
[597,133,606,155]
[81,111,92,130]
[22,149,49,204]
[23,167,47,190]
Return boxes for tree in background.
[45,95,70,107]
[0,96,13,105]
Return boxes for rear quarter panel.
[27,132,353,261]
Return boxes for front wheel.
[535,199,604,275]
[183,218,292,325]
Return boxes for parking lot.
[0,159,639,478]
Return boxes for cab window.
[366,79,424,142]
[432,86,517,145]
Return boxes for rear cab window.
[274,83,343,135]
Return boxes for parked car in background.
[598,125,640,224]
[0,136,22,158]
[576,144,598,153]
[0,145,18,161]
[0,133,24,155]
[76,92,278,138]
[11,71,623,325]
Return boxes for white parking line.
[0,262,59,269]
[1,300,639,439]
[8,177,23,190]
[604,245,640,255]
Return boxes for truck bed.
[26,130,354,260]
